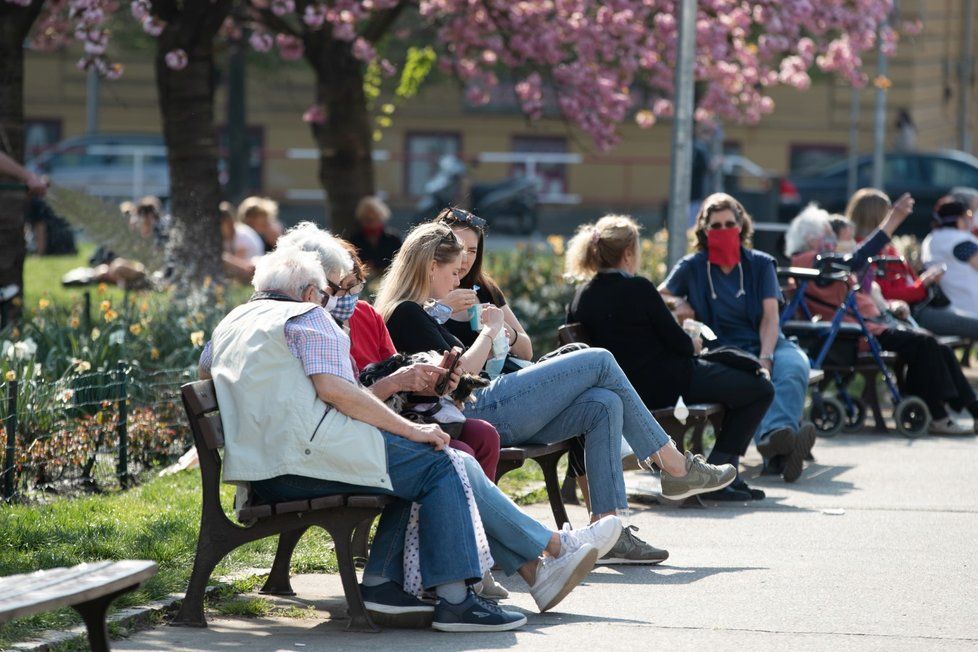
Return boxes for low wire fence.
[1,365,196,503]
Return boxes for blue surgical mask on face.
[424,300,453,325]
[329,293,359,323]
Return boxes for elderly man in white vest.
[200,246,615,632]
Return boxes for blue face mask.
[424,300,453,325]
[329,293,359,323]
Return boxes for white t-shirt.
[233,223,265,260]
[922,228,978,315]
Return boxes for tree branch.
[252,6,302,39]
[362,1,411,44]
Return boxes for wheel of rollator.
[809,395,845,437]
[895,396,931,438]
[841,396,867,433]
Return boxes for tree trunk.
[155,43,224,289]
[0,1,44,324]
[310,40,375,237]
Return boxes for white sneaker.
[929,417,971,435]
[529,543,598,612]
[558,515,623,559]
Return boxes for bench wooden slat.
[309,495,346,510]
[558,323,589,346]
[182,382,218,419]
[346,495,396,509]
[237,504,273,522]
[198,413,225,450]
[499,441,570,464]
[809,369,824,385]
[0,560,157,624]
[274,499,311,515]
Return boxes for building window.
[405,132,461,197]
[511,136,569,199]
[23,119,62,161]
[789,143,846,173]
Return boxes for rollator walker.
[778,255,931,438]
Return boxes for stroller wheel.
[895,397,931,438]
[841,396,867,433]
[810,395,845,437]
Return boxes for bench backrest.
[181,379,228,521]
[558,323,591,346]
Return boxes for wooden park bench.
[496,441,571,527]
[172,380,395,632]
[0,560,158,652]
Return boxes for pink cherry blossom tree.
[244,0,908,235]
[1,0,911,293]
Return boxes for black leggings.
[875,329,978,420]
[684,359,775,456]
[566,358,774,474]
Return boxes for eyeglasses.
[443,207,487,230]
[326,277,365,297]
[708,220,739,230]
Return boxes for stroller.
[778,255,931,438]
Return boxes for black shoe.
[731,478,765,500]
[783,424,816,483]
[432,589,526,632]
[362,581,435,628]
[703,485,753,501]
[756,427,794,459]
[760,455,785,476]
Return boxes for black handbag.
[699,346,765,376]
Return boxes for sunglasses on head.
[443,207,487,230]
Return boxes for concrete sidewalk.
[117,432,978,651]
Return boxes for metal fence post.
[115,362,129,489]
[83,291,92,333]
[3,380,18,501]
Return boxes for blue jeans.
[251,432,483,590]
[464,348,672,515]
[752,337,811,443]
[458,452,552,575]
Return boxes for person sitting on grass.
[786,201,978,435]
[375,220,738,565]
[565,214,775,502]
[198,246,622,630]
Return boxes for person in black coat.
[565,215,774,500]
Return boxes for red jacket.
[348,301,397,370]
[872,243,927,304]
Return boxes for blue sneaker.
[361,581,434,628]
[432,589,527,632]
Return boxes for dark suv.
[778,150,978,239]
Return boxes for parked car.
[28,134,169,202]
[778,150,978,239]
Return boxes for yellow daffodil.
[190,331,205,347]
[69,316,80,328]
[91,328,101,340]
[38,298,50,310]
[4,370,15,382]
[129,324,142,336]
[97,283,108,294]
[104,309,118,322]
[151,348,161,360]
[100,300,111,312]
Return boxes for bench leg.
[536,451,571,528]
[73,587,133,652]
[173,527,230,627]
[559,468,581,506]
[962,343,973,368]
[261,526,310,596]
[689,422,707,456]
[327,514,380,633]
[859,370,888,432]
[351,519,372,568]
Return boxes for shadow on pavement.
[580,564,766,587]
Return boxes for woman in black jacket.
[565,215,775,500]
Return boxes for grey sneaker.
[596,525,669,565]
[473,570,509,602]
[659,451,736,500]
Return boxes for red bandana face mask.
[706,227,741,266]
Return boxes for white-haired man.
[200,247,619,631]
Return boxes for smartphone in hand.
[435,346,463,396]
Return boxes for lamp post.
[666,0,698,268]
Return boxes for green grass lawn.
[0,462,547,648]
[21,244,129,311]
